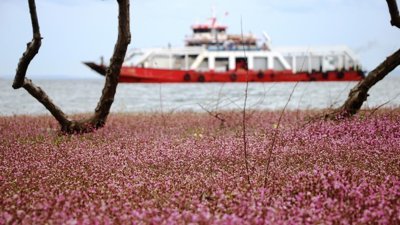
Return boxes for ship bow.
[83,62,107,76]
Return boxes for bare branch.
[326,1,400,119]
[198,104,226,127]
[13,0,131,134]
[13,0,42,89]
[338,48,400,116]
[264,82,298,187]
[23,79,71,126]
[91,0,131,128]
[386,0,400,28]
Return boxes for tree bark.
[387,0,400,28]
[13,0,41,89]
[13,0,131,134]
[338,49,400,117]
[332,0,400,118]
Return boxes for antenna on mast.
[211,6,217,28]
[211,6,216,18]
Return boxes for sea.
[1,77,400,116]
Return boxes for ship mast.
[211,7,219,49]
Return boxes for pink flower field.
[1,110,399,224]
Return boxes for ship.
[84,15,365,83]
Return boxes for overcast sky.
[0,0,399,79]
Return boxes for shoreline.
[1,107,398,118]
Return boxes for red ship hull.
[85,63,364,83]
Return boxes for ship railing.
[206,45,261,51]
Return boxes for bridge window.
[254,57,269,70]
[194,28,211,33]
[198,57,209,71]
[215,57,229,71]
[273,58,285,71]
[235,58,248,71]
[295,56,309,72]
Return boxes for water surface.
[1,78,399,116]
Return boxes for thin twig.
[264,82,299,187]
[214,83,225,111]
[198,103,226,127]
[159,84,167,127]
[263,46,309,186]
[328,82,352,109]
[368,91,400,117]
[240,16,251,187]
[249,83,275,108]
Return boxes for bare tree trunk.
[13,0,131,133]
[332,0,400,118]
[339,50,400,116]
